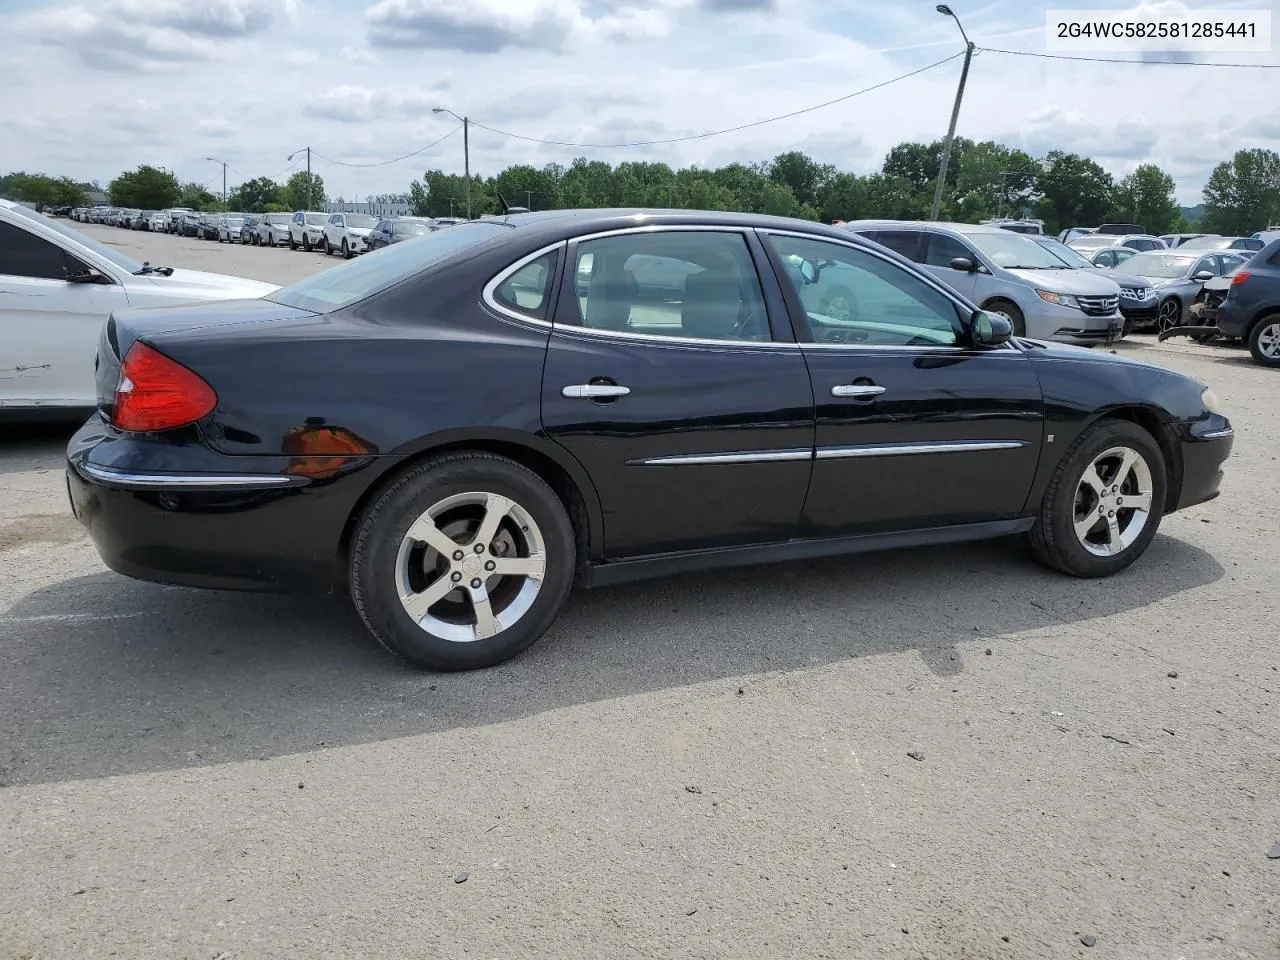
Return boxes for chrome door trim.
[562,384,631,399]
[481,240,567,328]
[831,384,887,398]
[630,449,813,466]
[78,463,299,489]
[815,440,1028,460]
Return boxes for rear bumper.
[1217,301,1251,339]
[65,417,391,593]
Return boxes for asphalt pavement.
[1,223,1277,959]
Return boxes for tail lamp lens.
[112,342,217,432]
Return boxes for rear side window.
[491,250,559,319]
[873,230,924,262]
[0,220,68,280]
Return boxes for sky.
[0,0,1276,205]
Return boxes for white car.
[321,212,378,258]
[0,198,277,417]
[288,210,328,251]
[148,211,168,232]
[256,212,293,247]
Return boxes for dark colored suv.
[1217,240,1280,365]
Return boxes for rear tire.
[1026,419,1166,578]
[1247,316,1280,366]
[984,298,1026,337]
[349,453,576,671]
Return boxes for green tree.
[108,165,180,209]
[1201,148,1280,236]
[178,181,218,210]
[1034,151,1116,235]
[409,170,490,217]
[954,141,1040,220]
[767,151,833,209]
[231,176,282,212]
[1114,163,1179,235]
[281,170,326,211]
[3,173,87,210]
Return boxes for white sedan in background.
[0,198,277,419]
[322,212,378,258]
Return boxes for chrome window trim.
[481,240,568,328]
[78,463,298,489]
[551,323,796,352]
[631,449,812,466]
[816,440,1028,460]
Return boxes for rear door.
[539,227,815,558]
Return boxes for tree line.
[5,143,1278,237]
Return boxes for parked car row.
[72,204,460,260]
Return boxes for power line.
[467,51,966,149]
[980,46,1280,68]
[311,126,462,168]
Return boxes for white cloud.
[304,85,449,123]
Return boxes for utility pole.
[433,107,471,219]
[526,189,533,210]
[287,147,313,209]
[930,5,975,222]
[206,156,228,211]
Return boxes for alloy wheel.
[394,491,547,643]
[1255,321,1280,360]
[1157,298,1181,333]
[824,295,853,322]
[1072,445,1154,558]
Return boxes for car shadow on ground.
[0,532,1223,787]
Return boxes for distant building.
[323,200,411,218]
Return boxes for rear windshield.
[268,222,509,313]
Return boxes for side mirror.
[949,257,975,272]
[1192,270,1214,282]
[798,259,818,284]
[971,309,1012,346]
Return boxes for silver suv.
[842,221,1125,344]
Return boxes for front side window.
[767,234,960,347]
[0,220,71,280]
[566,231,770,342]
[491,251,558,319]
[329,215,342,226]
[923,233,975,267]
[1093,250,1115,267]
[1194,256,1218,276]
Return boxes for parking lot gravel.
[2,223,1278,959]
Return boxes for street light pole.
[433,107,471,219]
[930,5,975,222]
[206,156,228,211]
[287,147,313,209]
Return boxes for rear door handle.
[562,384,631,399]
[831,384,886,399]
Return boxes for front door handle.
[562,384,631,399]
[831,384,886,399]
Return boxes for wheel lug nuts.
[452,550,464,561]
[1108,511,1115,518]
[474,544,485,553]
[470,578,482,589]
[484,561,495,571]
[451,572,462,582]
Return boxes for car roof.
[839,219,1011,235]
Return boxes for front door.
[540,228,814,558]
[0,219,129,408]
[760,231,1044,537]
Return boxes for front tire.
[350,453,576,671]
[984,298,1026,337]
[1247,316,1280,366]
[1157,297,1182,334]
[342,239,351,259]
[1027,419,1166,578]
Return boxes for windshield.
[1121,253,1197,278]
[269,222,509,313]
[267,214,291,224]
[961,229,1069,269]
[1065,234,1115,251]
[1035,238,1094,269]
[305,213,327,225]
[345,214,378,228]
[1179,237,1233,250]
[5,203,143,273]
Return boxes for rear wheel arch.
[333,433,603,592]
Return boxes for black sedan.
[366,216,436,251]
[66,209,1234,671]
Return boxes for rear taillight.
[1232,272,1251,285]
[112,342,217,432]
